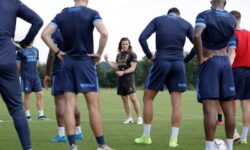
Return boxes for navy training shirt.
[51,6,102,58]
[51,29,63,75]
[16,47,39,79]
[139,13,194,61]
[0,0,43,65]
[195,8,236,50]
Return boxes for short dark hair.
[230,10,241,20]
[167,7,180,15]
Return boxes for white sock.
[58,127,65,137]
[205,141,214,150]
[234,128,239,136]
[170,127,179,140]
[143,124,151,137]
[240,127,249,141]
[75,126,82,135]
[38,110,44,117]
[25,110,30,117]
[226,139,233,150]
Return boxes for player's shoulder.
[86,7,99,13]
[117,52,122,57]
[130,51,137,57]
[32,47,38,51]
[178,17,192,26]
[196,9,211,17]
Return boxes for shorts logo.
[178,83,186,88]
[229,86,235,92]
[25,87,29,91]
[80,83,95,88]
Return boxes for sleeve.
[16,51,22,62]
[187,23,194,43]
[184,47,196,63]
[138,18,156,59]
[228,34,237,49]
[195,12,206,28]
[16,0,43,47]
[51,15,59,29]
[92,11,102,26]
[130,52,137,62]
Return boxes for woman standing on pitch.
[104,37,143,124]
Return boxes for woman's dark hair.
[118,37,133,53]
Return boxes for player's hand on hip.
[88,53,101,64]
[11,38,25,50]
[150,55,156,61]
[43,75,51,90]
[198,56,212,65]
[116,71,125,77]
[57,51,65,61]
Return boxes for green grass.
[0,89,248,150]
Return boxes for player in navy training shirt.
[194,0,236,150]
[41,0,113,150]
[0,0,43,149]
[43,29,83,142]
[16,43,47,121]
[135,7,194,148]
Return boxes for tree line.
[38,56,198,90]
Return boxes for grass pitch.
[0,89,248,150]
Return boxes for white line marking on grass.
[0,113,243,126]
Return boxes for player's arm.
[104,54,118,69]
[194,13,207,65]
[90,20,108,64]
[43,49,55,89]
[228,48,236,65]
[45,49,55,76]
[116,62,137,77]
[16,1,43,48]
[41,23,62,57]
[184,47,196,63]
[194,26,205,64]
[227,35,237,65]
[124,62,137,74]
[139,20,156,60]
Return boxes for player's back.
[52,6,101,58]
[154,14,193,60]
[197,9,236,50]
